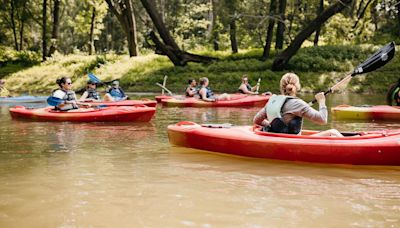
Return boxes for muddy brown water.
[0,93,399,227]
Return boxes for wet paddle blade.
[88,73,102,84]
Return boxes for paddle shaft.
[162,75,168,95]
[255,78,261,93]
[156,83,173,96]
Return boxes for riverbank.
[1,44,398,96]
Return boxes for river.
[1,93,400,227]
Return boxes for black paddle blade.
[352,42,396,76]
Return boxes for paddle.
[156,83,173,96]
[161,75,168,95]
[255,78,261,94]
[309,41,396,105]
[47,96,107,108]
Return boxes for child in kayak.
[253,73,343,137]
[198,77,230,102]
[104,80,128,101]
[79,80,101,101]
[52,77,91,111]
[238,75,258,95]
[0,79,10,97]
[185,79,198,97]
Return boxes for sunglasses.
[89,83,96,85]
[66,82,72,85]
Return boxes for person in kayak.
[185,79,198,97]
[79,80,101,101]
[238,75,258,95]
[52,77,91,111]
[198,77,230,102]
[253,73,343,137]
[0,79,10,97]
[104,80,128,101]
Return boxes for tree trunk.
[272,0,352,71]
[397,0,400,35]
[261,0,277,60]
[105,0,138,56]
[48,0,60,57]
[208,0,219,50]
[352,0,373,29]
[42,0,47,61]
[88,6,96,55]
[140,0,217,66]
[18,1,28,50]
[313,0,324,46]
[10,1,19,51]
[275,0,286,50]
[229,19,238,53]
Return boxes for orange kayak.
[161,94,270,107]
[9,105,156,122]
[332,105,400,120]
[168,121,400,165]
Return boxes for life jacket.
[393,87,400,106]
[52,89,78,110]
[262,94,302,134]
[185,86,197,97]
[108,87,125,99]
[86,88,100,100]
[238,84,252,94]
[199,87,214,99]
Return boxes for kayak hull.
[155,95,172,103]
[161,95,270,107]
[9,106,156,122]
[85,99,157,107]
[168,122,400,165]
[0,96,47,103]
[332,105,400,120]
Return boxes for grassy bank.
[1,44,399,96]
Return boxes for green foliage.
[0,46,41,66]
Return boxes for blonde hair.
[199,77,209,86]
[280,73,301,96]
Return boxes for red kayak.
[155,95,172,103]
[85,99,157,107]
[168,121,400,166]
[332,105,400,120]
[161,94,270,107]
[9,105,156,122]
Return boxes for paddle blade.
[88,73,102,83]
[47,96,63,106]
[352,42,396,76]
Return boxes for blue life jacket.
[238,84,252,94]
[262,94,302,134]
[199,87,214,99]
[86,88,100,100]
[52,89,78,110]
[108,88,125,99]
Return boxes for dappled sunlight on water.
[1,93,400,227]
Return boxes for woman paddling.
[238,75,258,95]
[52,77,91,111]
[253,73,343,137]
[79,80,101,102]
[198,77,230,102]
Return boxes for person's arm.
[79,91,89,101]
[292,93,327,125]
[199,88,215,102]
[253,107,269,126]
[120,88,128,100]
[186,87,195,97]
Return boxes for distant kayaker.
[253,73,343,137]
[52,77,91,111]
[0,79,10,97]
[198,77,230,102]
[386,79,400,106]
[104,80,128,101]
[238,75,258,95]
[185,79,198,97]
[79,80,101,101]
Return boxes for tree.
[224,0,238,53]
[48,0,60,56]
[42,0,47,61]
[106,0,139,56]
[262,0,277,60]
[88,5,96,55]
[275,0,286,49]
[140,0,216,66]
[313,0,324,46]
[272,0,353,71]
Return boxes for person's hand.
[314,92,326,104]
[254,91,259,95]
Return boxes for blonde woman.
[198,77,230,102]
[253,73,342,137]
